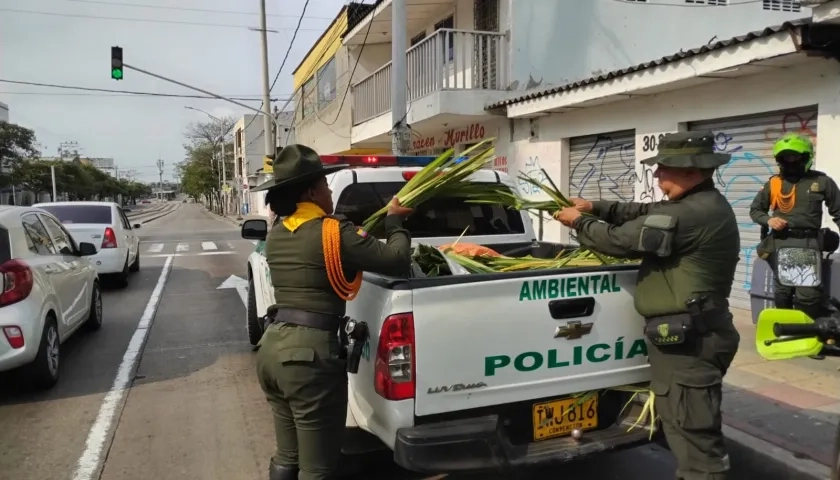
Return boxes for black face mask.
[778,161,807,179]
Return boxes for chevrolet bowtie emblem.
[554,321,594,340]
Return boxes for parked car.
[34,201,141,287]
[0,205,102,389]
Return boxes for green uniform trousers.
[256,322,348,480]
[649,314,740,480]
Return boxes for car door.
[20,213,74,332]
[117,207,138,263]
[39,214,88,327]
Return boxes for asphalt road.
[0,203,791,480]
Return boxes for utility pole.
[219,122,227,216]
[259,0,275,166]
[391,0,409,154]
[50,165,57,201]
[157,158,164,200]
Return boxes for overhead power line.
[0,79,292,101]
[0,8,329,32]
[64,0,335,20]
[242,0,310,136]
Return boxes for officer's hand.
[387,197,413,217]
[553,207,582,227]
[570,197,593,213]
[768,217,788,231]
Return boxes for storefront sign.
[411,123,488,150]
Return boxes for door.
[118,207,138,264]
[688,106,819,310]
[473,0,499,89]
[20,213,74,331]
[569,130,637,203]
[39,214,89,326]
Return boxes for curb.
[723,424,831,480]
[202,207,250,228]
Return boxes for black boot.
[269,461,299,480]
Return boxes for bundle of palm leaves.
[362,139,501,232]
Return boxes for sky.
[0,0,349,183]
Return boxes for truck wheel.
[246,276,263,346]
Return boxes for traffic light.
[111,46,123,80]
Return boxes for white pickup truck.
[241,155,655,474]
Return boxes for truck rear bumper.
[393,410,659,474]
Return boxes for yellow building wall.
[292,10,348,90]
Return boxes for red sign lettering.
[443,123,486,147]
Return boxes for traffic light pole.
[121,63,281,131]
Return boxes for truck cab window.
[334,182,525,239]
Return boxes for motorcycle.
[754,246,840,480]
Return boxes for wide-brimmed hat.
[641,131,731,169]
[251,144,349,192]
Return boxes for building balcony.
[350,28,509,144]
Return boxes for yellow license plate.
[532,394,599,442]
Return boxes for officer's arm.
[591,200,653,226]
[340,215,412,277]
[822,177,840,229]
[572,213,676,260]
[749,181,772,227]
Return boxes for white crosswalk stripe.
[141,240,256,257]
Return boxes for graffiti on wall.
[711,131,777,291]
[518,154,550,194]
[569,134,665,203]
[765,111,817,147]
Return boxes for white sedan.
[34,201,141,287]
[0,205,102,389]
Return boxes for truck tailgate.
[412,268,650,417]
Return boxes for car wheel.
[84,281,103,331]
[26,316,60,389]
[129,251,140,273]
[247,276,263,346]
[114,256,130,288]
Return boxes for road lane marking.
[72,255,174,480]
[201,241,217,251]
[146,251,235,258]
[176,243,189,252]
[147,243,164,253]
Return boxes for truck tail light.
[374,313,415,401]
[2,326,24,349]
[101,227,118,249]
[0,259,34,307]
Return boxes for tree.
[0,121,40,189]
[180,116,236,213]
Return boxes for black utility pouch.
[644,313,696,347]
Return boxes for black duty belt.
[774,228,819,240]
[270,307,342,331]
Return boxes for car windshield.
[334,181,526,239]
[38,205,113,224]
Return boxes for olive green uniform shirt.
[264,215,411,316]
[572,179,740,317]
[749,170,840,230]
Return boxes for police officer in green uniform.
[749,133,840,320]
[250,145,413,480]
[553,131,741,480]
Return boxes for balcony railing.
[352,29,507,126]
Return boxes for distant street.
[0,203,807,480]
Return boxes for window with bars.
[301,77,316,119]
[316,58,337,109]
[762,0,801,12]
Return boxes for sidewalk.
[722,308,838,479]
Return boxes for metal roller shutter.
[688,106,818,310]
[569,130,637,202]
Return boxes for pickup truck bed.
[347,241,654,472]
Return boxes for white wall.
[508,0,809,92]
